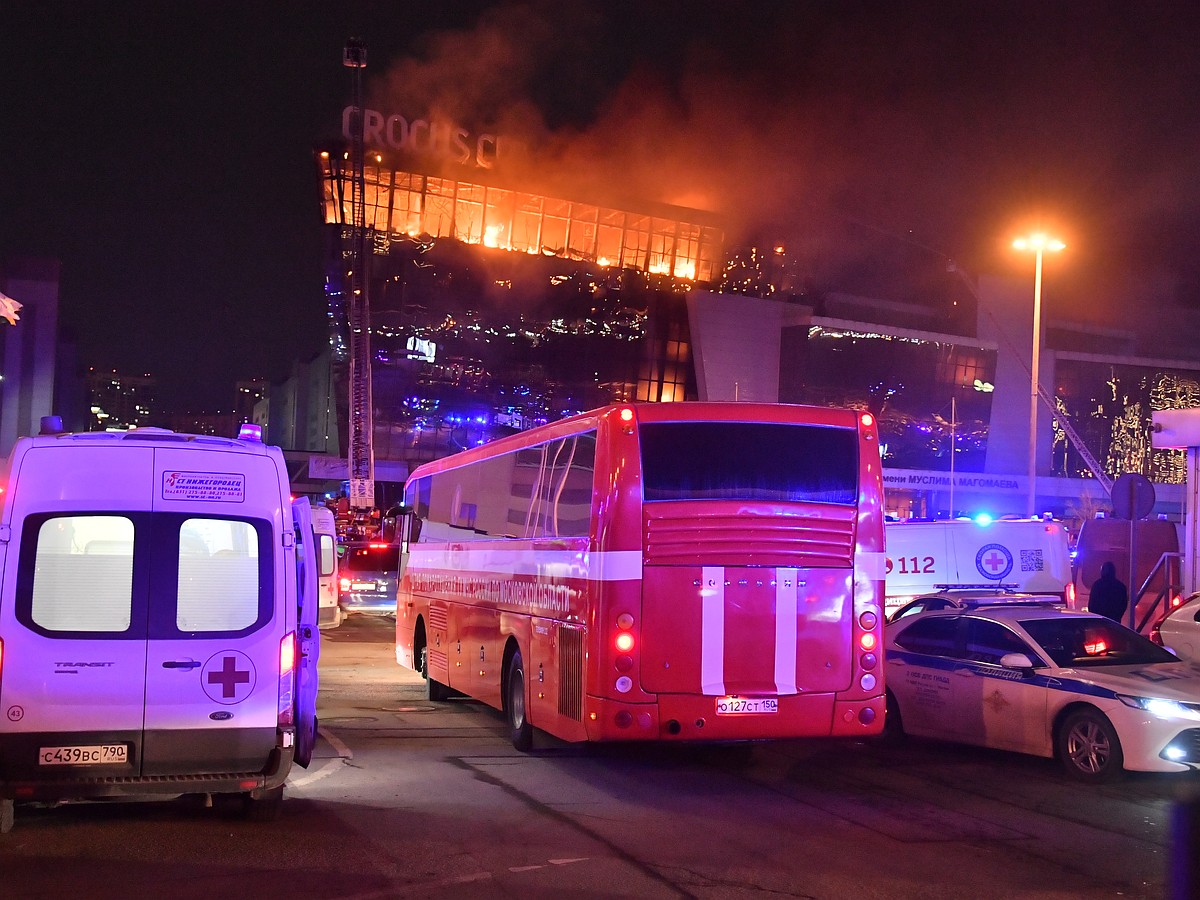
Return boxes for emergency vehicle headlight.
[1117,694,1198,719]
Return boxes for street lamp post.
[1012,233,1065,518]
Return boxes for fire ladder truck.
[343,39,375,511]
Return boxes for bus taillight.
[859,632,877,652]
[615,632,635,653]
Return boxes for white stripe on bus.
[700,566,725,696]
[775,568,798,694]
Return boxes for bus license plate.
[715,696,778,715]
[39,744,127,766]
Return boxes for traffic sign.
[1111,472,1155,521]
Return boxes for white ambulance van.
[0,420,320,833]
[311,503,342,629]
[883,517,1074,617]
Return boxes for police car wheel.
[243,785,285,822]
[1058,709,1124,783]
[507,650,533,752]
[0,798,14,834]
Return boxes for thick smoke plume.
[366,1,1200,319]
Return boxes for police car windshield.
[1020,617,1177,668]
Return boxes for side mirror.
[1000,652,1035,672]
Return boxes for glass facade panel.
[454,182,485,243]
[796,327,996,473]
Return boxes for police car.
[884,606,1200,781]
[887,584,1067,623]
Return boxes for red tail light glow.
[859,632,877,651]
[1172,594,1184,608]
[615,632,635,653]
[1084,640,1108,656]
[280,632,296,675]
[619,407,634,422]
[1065,583,1076,607]
[340,577,352,591]
[860,413,874,428]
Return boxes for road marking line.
[288,726,353,788]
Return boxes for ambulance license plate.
[351,581,376,591]
[39,744,127,766]
[715,696,778,715]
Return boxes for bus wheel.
[420,644,449,702]
[506,650,534,752]
[242,784,284,822]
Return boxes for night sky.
[5,2,1200,412]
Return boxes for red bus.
[395,402,886,750]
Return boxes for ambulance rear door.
[291,497,321,768]
[0,445,155,777]
[140,450,285,776]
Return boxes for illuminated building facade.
[310,124,1200,522]
[316,145,715,499]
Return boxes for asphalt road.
[3,615,1197,899]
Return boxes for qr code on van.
[1020,549,1044,572]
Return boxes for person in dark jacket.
[1088,561,1129,622]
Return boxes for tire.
[420,644,450,702]
[1058,708,1124,782]
[881,690,906,744]
[243,784,284,822]
[506,649,534,752]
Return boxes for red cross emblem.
[201,651,256,704]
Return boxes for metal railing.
[1133,551,1184,633]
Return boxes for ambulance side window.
[30,515,135,633]
[318,534,336,578]
[176,518,260,632]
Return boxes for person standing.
[1088,560,1129,622]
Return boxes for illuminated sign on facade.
[342,106,499,169]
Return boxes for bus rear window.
[640,422,858,504]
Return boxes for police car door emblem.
[202,651,256,704]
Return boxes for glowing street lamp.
[1012,232,1065,517]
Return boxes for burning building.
[316,117,725,493]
